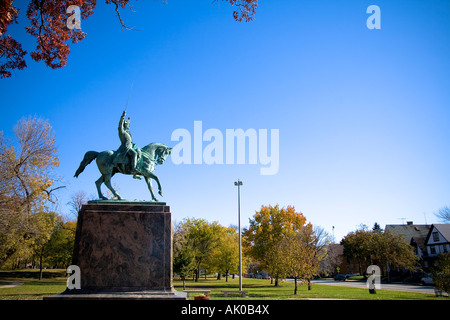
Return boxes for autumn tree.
[243,204,310,286]
[0,116,62,268]
[0,116,60,211]
[0,0,258,78]
[278,224,314,294]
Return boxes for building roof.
[384,223,431,243]
[425,224,450,244]
[410,236,427,252]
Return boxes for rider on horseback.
[115,110,141,179]
[74,108,173,201]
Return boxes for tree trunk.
[195,268,199,282]
[308,278,311,290]
[39,248,44,280]
[294,278,298,294]
[387,263,391,283]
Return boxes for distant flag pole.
[124,83,134,111]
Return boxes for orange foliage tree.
[243,205,311,286]
[0,0,258,78]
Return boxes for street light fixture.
[234,179,243,292]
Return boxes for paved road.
[309,278,435,294]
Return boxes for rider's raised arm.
[118,110,126,138]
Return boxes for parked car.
[257,272,271,279]
[334,274,346,281]
[421,273,434,285]
[345,273,360,278]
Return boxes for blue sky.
[2,0,450,242]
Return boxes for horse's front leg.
[144,177,158,201]
[147,172,163,197]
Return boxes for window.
[433,232,440,242]
[430,246,436,255]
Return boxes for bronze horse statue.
[74,142,172,201]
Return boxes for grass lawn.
[176,276,441,300]
[0,270,445,300]
[0,269,66,300]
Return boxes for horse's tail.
[74,151,99,178]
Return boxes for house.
[384,221,430,245]
[385,221,431,273]
[384,222,450,271]
[424,224,450,267]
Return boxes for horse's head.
[141,143,172,165]
[155,145,172,165]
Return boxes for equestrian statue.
[74,110,172,201]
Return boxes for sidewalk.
[0,280,24,289]
[310,278,435,294]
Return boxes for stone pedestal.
[45,201,186,300]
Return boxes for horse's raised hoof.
[158,191,163,197]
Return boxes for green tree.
[212,226,239,282]
[370,231,420,281]
[173,221,195,289]
[341,225,420,281]
[173,243,195,290]
[31,208,60,279]
[43,220,76,268]
[340,226,373,276]
[432,253,450,294]
[181,218,220,282]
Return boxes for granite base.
[45,201,185,300]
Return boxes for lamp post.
[234,179,243,292]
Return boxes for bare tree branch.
[435,206,450,223]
